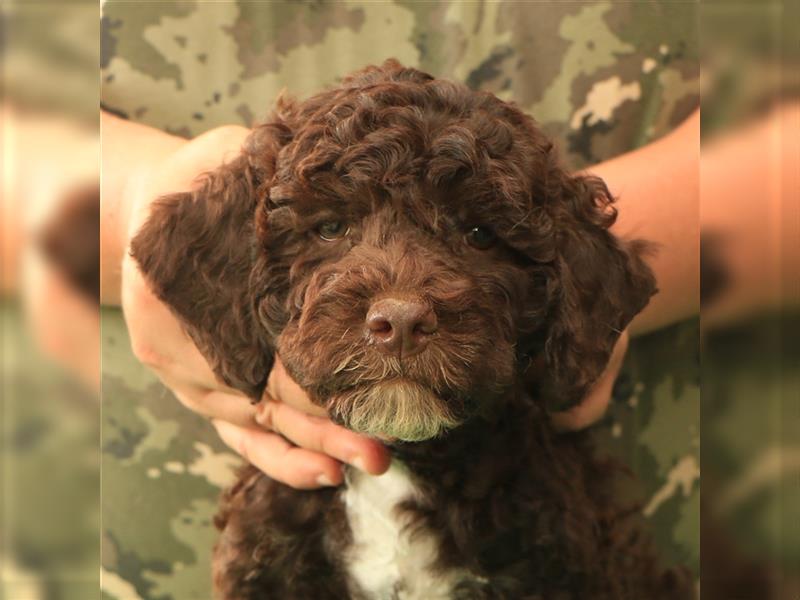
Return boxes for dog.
[131,60,694,599]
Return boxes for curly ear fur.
[544,172,657,407]
[129,125,288,399]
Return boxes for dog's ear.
[542,172,657,408]
[130,128,283,400]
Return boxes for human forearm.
[700,103,800,326]
[100,112,187,304]
[100,113,253,305]
[592,109,701,336]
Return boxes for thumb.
[550,330,630,432]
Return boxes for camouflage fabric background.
[1,302,100,600]
[1,1,98,125]
[2,3,100,599]
[699,4,800,597]
[100,2,700,599]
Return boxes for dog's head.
[132,60,655,442]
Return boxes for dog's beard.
[279,334,506,443]
[326,380,462,442]
[279,320,515,442]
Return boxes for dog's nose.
[366,298,437,357]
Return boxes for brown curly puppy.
[131,60,694,599]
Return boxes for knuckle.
[318,427,341,458]
[129,333,171,370]
[256,401,276,431]
[279,470,303,489]
[235,430,254,463]
[213,419,251,463]
[173,390,208,417]
[318,436,334,458]
[124,285,174,370]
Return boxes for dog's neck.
[385,388,550,490]
[339,389,563,598]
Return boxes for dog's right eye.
[317,220,349,241]
[465,226,497,250]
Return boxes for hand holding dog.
[125,260,388,489]
[110,114,636,490]
[114,118,389,489]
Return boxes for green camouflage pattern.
[1,0,99,125]
[100,308,239,600]
[101,0,699,167]
[700,4,800,597]
[2,4,101,598]
[1,301,100,600]
[702,315,800,585]
[100,2,701,598]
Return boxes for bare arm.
[594,109,701,336]
[1,105,100,390]
[700,103,799,326]
[100,111,223,304]
[594,103,798,334]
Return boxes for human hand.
[550,329,630,431]
[2,105,100,391]
[120,125,389,489]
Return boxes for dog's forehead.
[269,84,548,205]
[269,169,525,231]
[269,144,536,223]
[262,81,564,247]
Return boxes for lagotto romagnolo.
[131,60,694,599]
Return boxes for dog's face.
[266,191,529,442]
[132,61,656,442]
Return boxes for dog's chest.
[341,463,476,599]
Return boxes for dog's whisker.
[333,353,357,375]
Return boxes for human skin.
[101,108,700,489]
[2,105,100,392]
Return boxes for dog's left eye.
[465,226,497,250]
[317,220,350,241]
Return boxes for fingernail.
[316,474,336,487]
[352,456,367,472]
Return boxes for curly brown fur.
[212,466,352,599]
[131,60,692,599]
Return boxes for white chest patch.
[342,462,475,599]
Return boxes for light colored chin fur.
[330,380,460,442]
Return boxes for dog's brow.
[268,184,293,206]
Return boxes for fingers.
[265,357,328,417]
[156,360,390,482]
[255,398,390,476]
[169,385,258,428]
[263,356,391,475]
[138,336,389,484]
[213,420,344,489]
[165,379,390,486]
[550,377,614,432]
[551,330,630,432]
